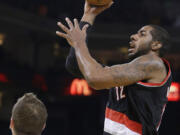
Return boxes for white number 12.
[116,86,126,101]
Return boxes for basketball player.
[10,93,47,135]
[56,1,172,135]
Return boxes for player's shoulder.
[129,54,164,72]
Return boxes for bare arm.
[65,1,112,77]
[65,21,92,77]
[75,43,163,89]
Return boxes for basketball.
[87,0,112,6]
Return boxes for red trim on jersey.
[105,107,142,134]
[138,58,171,87]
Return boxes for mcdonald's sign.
[70,78,92,96]
[168,82,180,101]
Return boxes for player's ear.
[151,41,162,51]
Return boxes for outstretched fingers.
[56,31,68,39]
[74,18,80,29]
[65,17,74,30]
[57,22,69,33]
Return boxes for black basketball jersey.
[103,59,172,135]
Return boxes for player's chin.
[128,53,134,58]
[128,49,135,57]
[128,52,138,60]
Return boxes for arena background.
[0,0,180,134]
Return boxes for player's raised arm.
[63,1,113,77]
[74,54,164,89]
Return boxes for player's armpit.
[88,56,163,90]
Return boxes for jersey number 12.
[116,86,126,101]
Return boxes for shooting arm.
[65,21,92,77]
[75,47,163,90]
[65,1,112,77]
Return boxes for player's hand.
[84,0,113,17]
[56,18,89,48]
[81,0,113,25]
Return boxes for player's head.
[149,25,171,56]
[128,25,171,59]
[10,93,48,135]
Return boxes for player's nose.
[130,34,137,41]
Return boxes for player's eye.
[140,31,146,36]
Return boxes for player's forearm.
[65,21,92,77]
[81,13,96,25]
[75,43,104,88]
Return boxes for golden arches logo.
[70,79,92,96]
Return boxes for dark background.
[0,0,180,134]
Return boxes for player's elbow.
[87,81,102,90]
[86,76,104,90]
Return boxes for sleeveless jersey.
[103,59,172,135]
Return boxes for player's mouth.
[128,41,135,53]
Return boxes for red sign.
[168,82,180,101]
[70,79,92,96]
